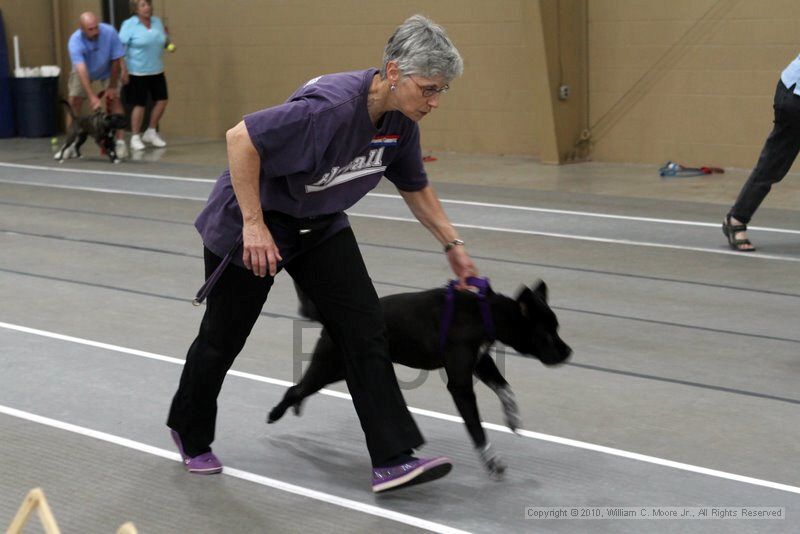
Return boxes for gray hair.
[130,0,152,14]
[380,15,463,82]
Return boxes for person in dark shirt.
[168,15,476,493]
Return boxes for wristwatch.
[444,239,464,252]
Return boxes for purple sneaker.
[170,429,223,474]
[372,456,452,493]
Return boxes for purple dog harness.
[439,276,496,356]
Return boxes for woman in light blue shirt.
[119,0,170,150]
[724,53,800,251]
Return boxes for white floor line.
[347,212,800,263]
[1,161,798,234]
[0,404,470,534]
[1,178,798,262]
[2,320,799,496]
[366,193,800,234]
[0,178,208,201]
[0,161,216,183]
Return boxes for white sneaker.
[115,139,128,159]
[130,134,146,151]
[142,128,166,147]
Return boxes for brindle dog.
[55,98,127,163]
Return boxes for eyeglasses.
[408,75,449,98]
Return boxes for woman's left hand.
[446,246,478,288]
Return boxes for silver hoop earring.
[390,84,396,92]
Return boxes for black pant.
[124,73,169,106]
[167,224,423,465]
[729,80,800,224]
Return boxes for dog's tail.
[59,99,79,121]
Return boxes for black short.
[125,73,168,106]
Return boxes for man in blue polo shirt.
[65,12,127,158]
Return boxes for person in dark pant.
[723,53,800,251]
[119,0,170,150]
[168,15,476,493]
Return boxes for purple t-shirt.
[196,68,428,265]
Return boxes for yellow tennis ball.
[166,43,176,52]
[51,137,58,144]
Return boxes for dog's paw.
[478,443,506,480]
[266,404,282,424]
[267,386,305,424]
[54,145,78,161]
[64,146,79,159]
[496,386,521,433]
[266,402,302,423]
[267,400,303,423]
[291,401,304,417]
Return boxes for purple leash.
[192,235,243,306]
[439,276,496,356]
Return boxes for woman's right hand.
[242,220,282,277]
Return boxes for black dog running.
[269,279,572,478]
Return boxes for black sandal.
[722,215,756,252]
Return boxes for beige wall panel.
[148,0,541,156]
[588,0,800,170]
[592,67,776,97]
[538,0,588,163]
[710,19,797,45]
[1,0,54,68]
[423,107,537,154]
[2,0,96,126]
[728,0,799,18]
[589,0,719,21]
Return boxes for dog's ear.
[515,285,533,316]
[532,280,548,302]
[515,285,532,301]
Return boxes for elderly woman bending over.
[167,15,476,493]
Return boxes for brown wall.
[158,0,548,157]
[1,0,100,71]
[5,1,799,169]
[588,0,800,170]
[1,0,55,69]
[539,0,589,163]
[1,0,98,105]
[0,1,586,161]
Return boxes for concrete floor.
[0,137,798,533]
